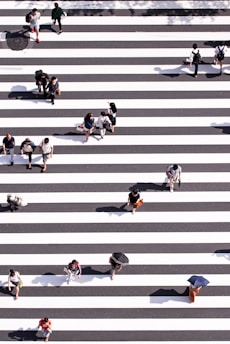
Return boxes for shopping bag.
[76,124,85,132]
[134,199,143,209]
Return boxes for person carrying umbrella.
[187,275,209,303]
[109,252,129,280]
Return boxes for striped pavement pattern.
[0,0,230,342]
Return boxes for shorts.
[11,281,19,287]
[30,23,40,31]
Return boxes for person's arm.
[78,264,82,277]
[8,276,11,291]
[50,145,54,157]
[2,141,6,154]
[20,142,24,154]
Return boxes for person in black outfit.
[109,256,122,280]
[127,189,141,214]
[46,76,61,105]
[2,133,15,166]
[35,70,50,95]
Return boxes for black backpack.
[192,50,201,64]
[35,70,43,81]
[25,11,32,23]
[217,46,225,61]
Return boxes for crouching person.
[7,194,28,212]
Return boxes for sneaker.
[170,187,174,193]
[59,30,62,34]
[36,38,40,43]
[10,162,14,166]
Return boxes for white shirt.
[9,271,20,283]
[167,165,182,179]
[30,12,40,25]
[39,140,53,154]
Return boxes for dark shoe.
[10,162,14,166]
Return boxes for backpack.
[192,50,201,64]
[25,11,32,23]
[217,46,225,61]
[35,70,43,81]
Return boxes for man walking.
[52,2,65,34]
[39,137,54,172]
[166,164,182,193]
[29,8,41,43]
[2,133,15,166]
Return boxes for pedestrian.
[105,102,117,133]
[84,112,96,142]
[214,41,227,74]
[186,43,201,78]
[46,76,61,105]
[127,188,143,214]
[8,269,23,300]
[29,8,41,43]
[38,317,52,342]
[7,193,28,212]
[166,164,182,193]
[96,111,112,139]
[39,138,54,172]
[35,70,50,96]
[64,259,82,284]
[52,2,65,34]
[20,137,36,169]
[2,133,15,166]
[109,255,122,280]
[189,284,202,303]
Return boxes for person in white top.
[166,164,182,193]
[39,138,54,172]
[96,111,112,139]
[214,41,227,75]
[8,269,22,299]
[105,102,117,133]
[186,43,201,78]
[29,8,41,43]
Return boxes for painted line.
[0,231,230,244]
[0,172,229,184]
[1,296,230,309]
[0,153,229,166]
[0,212,230,224]
[1,191,230,205]
[0,318,229,331]
[1,116,229,128]
[0,98,229,109]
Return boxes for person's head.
[44,138,49,144]
[101,111,106,116]
[8,194,16,202]
[43,317,49,323]
[25,138,31,144]
[173,164,178,170]
[32,8,38,15]
[54,2,59,8]
[110,102,117,113]
[6,133,12,140]
[72,259,77,265]
[132,189,139,195]
[9,269,15,277]
[51,76,57,84]
[219,41,224,46]
[193,43,197,50]
[85,112,93,121]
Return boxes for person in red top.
[38,317,52,342]
[64,259,82,284]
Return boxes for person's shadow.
[96,204,130,215]
[214,249,230,261]
[8,328,40,341]
[129,182,168,192]
[0,205,11,212]
[32,272,64,288]
[150,287,189,304]
[8,85,44,100]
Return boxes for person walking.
[2,133,15,166]
[7,194,28,212]
[46,76,61,105]
[84,112,96,142]
[29,8,41,43]
[166,164,182,193]
[186,43,201,78]
[35,70,50,96]
[96,111,112,139]
[38,317,52,342]
[8,269,23,300]
[189,284,202,303]
[106,102,117,133]
[51,2,65,34]
[214,41,227,75]
[20,138,36,169]
[64,259,82,284]
[109,255,122,280]
[39,138,54,172]
[127,189,143,214]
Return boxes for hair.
[9,269,15,276]
[25,138,31,143]
[132,189,139,194]
[6,132,11,137]
[192,43,197,50]
[84,112,93,121]
[219,41,224,46]
[173,164,178,170]
[43,318,49,322]
[44,138,49,144]
[54,2,58,7]
[101,111,106,116]
[110,102,117,114]
[32,8,37,12]
[72,259,77,264]
[51,76,57,81]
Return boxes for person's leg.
[50,93,55,105]
[15,285,19,299]
[28,152,32,169]
[194,63,198,77]
[58,17,62,32]
[35,24,40,43]
[110,267,115,280]
[85,130,90,142]
[9,148,14,164]
[220,61,223,74]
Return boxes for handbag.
[134,199,143,209]
[76,124,85,132]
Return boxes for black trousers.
[194,62,198,76]
[54,17,62,31]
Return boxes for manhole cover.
[6,31,30,50]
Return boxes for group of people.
[2,133,54,172]
[186,41,227,77]
[81,102,117,142]
[26,2,65,43]
[35,70,61,105]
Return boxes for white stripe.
[0,274,227,287]
[0,318,229,331]
[0,172,229,184]
[0,64,228,75]
[0,191,230,205]
[4,81,230,92]
[0,253,228,265]
[0,99,229,109]
[0,48,225,58]
[6,135,230,146]
[21,31,230,42]
[1,296,230,309]
[0,212,230,224]
[1,16,230,25]
[1,116,229,127]
[1,231,230,245]
[0,153,229,165]
[0,1,229,10]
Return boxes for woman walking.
[96,111,112,139]
[20,138,36,169]
[8,269,22,299]
[84,113,95,142]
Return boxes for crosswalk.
[0,0,230,342]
